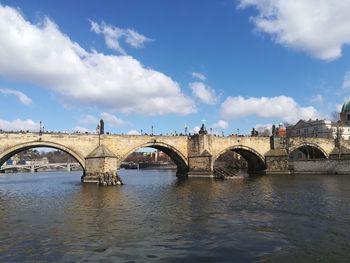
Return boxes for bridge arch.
[0,166,31,173]
[119,141,188,176]
[213,145,266,173]
[289,143,328,159]
[0,141,86,169]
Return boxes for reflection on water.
[1,170,350,262]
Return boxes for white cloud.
[0,119,39,131]
[238,0,350,60]
[311,94,324,104]
[124,29,151,48]
[210,120,229,130]
[78,113,125,127]
[0,88,32,105]
[335,102,344,112]
[127,130,141,135]
[192,126,200,134]
[220,96,319,123]
[78,115,98,125]
[189,82,217,105]
[0,5,195,116]
[343,71,350,90]
[100,112,124,126]
[192,72,206,81]
[72,126,93,133]
[90,20,151,54]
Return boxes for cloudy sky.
[0,0,349,135]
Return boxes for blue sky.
[0,0,350,135]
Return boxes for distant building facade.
[286,119,334,138]
[286,98,350,140]
[25,157,49,165]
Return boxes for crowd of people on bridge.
[0,121,275,138]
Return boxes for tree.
[255,126,271,137]
[331,111,340,122]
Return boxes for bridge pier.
[187,134,214,178]
[265,149,290,174]
[187,153,213,177]
[81,145,123,185]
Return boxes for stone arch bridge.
[0,132,348,182]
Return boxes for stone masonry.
[1,132,350,182]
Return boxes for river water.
[0,170,350,262]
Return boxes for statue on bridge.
[198,123,208,135]
[100,119,104,135]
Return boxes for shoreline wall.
[290,159,350,174]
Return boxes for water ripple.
[1,171,350,262]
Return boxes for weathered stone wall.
[265,149,290,174]
[290,159,350,174]
[84,156,118,183]
[85,157,117,174]
[99,135,189,165]
[0,133,189,169]
[0,133,98,167]
[288,137,337,157]
[210,136,270,161]
[187,135,213,177]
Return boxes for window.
[347,114,350,121]
[304,128,308,133]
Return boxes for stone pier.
[265,149,290,174]
[81,144,123,185]
[187,134,214,177]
